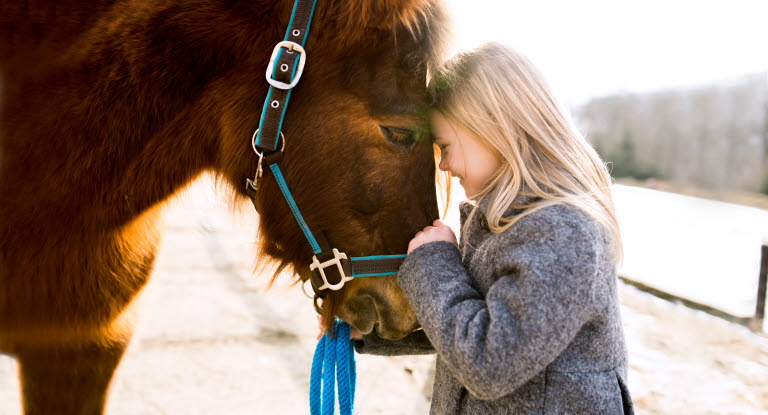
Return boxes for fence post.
[751,244,768,332]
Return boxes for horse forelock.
[333,0,443,36]
[317,0,448,70]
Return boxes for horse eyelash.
[380,126,415,146]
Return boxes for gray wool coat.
[354,195,634,415]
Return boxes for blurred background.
[446,0,768,196]
[1,1,766,414]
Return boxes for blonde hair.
[430,42,622,262]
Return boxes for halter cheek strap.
[246,0,406,303]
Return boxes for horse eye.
[380,125,415,150]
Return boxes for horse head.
[220,0,447,339]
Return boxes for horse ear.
[331,0,440,38]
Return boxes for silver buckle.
[266,41,306,90]
[310,248,352,291]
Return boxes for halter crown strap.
[254,0,317,153]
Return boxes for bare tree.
[575,73,768,193]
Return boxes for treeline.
[574,73,768,193]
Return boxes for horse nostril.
[364,295,379,320]
[338,294,377,335]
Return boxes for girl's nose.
[438,158,449,172]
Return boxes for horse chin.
[373,323,416,341]
[354,321,413,341]
[364,305,420,341]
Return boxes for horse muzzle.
[336,290,419,340]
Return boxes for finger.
[408,239,420,254]
[438,227,454,236]
[433,219,443,227]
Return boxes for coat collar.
[459,189,539,223]
[458,197,484,220]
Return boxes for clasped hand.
[407,219,458,254]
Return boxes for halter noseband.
[246,0,406,310]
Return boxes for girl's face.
[431,111,502,197]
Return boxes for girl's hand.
[316,315,363,340]
[407,220,458,254]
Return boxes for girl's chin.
[459,179,470,192]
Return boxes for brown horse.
[0,0,446,413]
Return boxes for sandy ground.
[612,184,768,324]
[0,179,766,414]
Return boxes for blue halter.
[245,0,407,300]
[246,1,408,413]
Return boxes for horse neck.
[0,1,119,61]
[0,2,284,231]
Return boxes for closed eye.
[379,125,416,151]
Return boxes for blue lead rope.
[310,320,356,415]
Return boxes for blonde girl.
[354,42,634,415]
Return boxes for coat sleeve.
[397,213,604,400]
[352,329,435,356]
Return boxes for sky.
[444,0,768,106]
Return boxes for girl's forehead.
[430,114,462,142]
[429,112,452,133]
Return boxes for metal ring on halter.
[301,278,314,299]
[251,129,286,158]
[247,129,286,193]
[313,295,323,315]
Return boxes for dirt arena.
[0,179,765,414]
